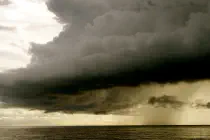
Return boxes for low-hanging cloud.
[147,95,185,109]
[0,0,210,115]
[147,95,210,110]
[190,99,210,109]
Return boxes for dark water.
[0,126,210,140]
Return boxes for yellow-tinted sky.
[1,105,210,126]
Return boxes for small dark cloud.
[191,100,210,109]
[148,95,185,109]
[148,96,210,110]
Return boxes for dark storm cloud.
[26,0,210,83]
[1,0,210,114]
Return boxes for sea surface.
[0,126,210,140]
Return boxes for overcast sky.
[1,0,210,126]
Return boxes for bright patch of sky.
[2,106,210,126]
[0,0,64,72]
[0,108,136,126]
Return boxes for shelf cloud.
[0,0,210,117]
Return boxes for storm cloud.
[17,0,210,83]
[1,0,210,115]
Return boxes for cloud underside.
[1,0,210,115]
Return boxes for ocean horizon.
[0,125,210,139]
